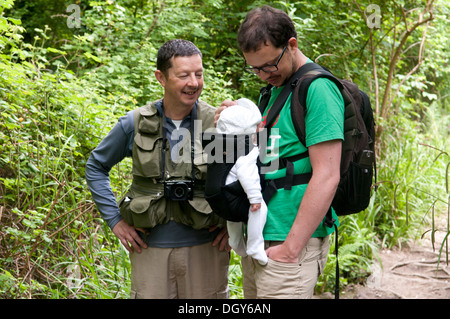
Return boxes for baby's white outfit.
[216,98,268,265]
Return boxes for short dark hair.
[237,6,297,52]
[157,39,202,75]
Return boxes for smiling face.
[155,54,204,119]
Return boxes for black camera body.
[164,180,194,201]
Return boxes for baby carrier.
[202,132,256,222]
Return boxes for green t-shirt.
[261,65,344,241]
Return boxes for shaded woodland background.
[0,0,448,298]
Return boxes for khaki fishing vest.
[119,99,224,229]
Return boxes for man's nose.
[187,74,198,87]
[258,70,271,81]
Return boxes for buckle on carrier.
[260,150,311,203]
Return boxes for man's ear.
[155,70,166,87]
[287,37,298,50]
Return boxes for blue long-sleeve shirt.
[85,101,218,247]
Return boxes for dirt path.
[339,219,450,299]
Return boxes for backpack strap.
[258,85,273,114]
[259,62,325,127]
[258,63,328,204]
[291,64,344,147]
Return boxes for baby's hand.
[250,203,261,212]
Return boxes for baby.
[216,98,268,265]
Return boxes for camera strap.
[161,100,197,183]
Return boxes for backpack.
[258,62,376,218]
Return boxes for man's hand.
[112,219,148,253]
[210,226,231,252]
[214,99,237,126]
[265,243,298,264]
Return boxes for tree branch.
[388,19,430,111]
[138,0,166,49]
[379,3,434,122]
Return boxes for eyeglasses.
[244,45,287,75]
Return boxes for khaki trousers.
[130,242,230,299]
[241,236,330,299]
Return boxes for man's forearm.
[85,114,134,229]
[283,173,338,258]
[283,140,341,258]
[85,157,123,229]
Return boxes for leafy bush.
[0,2,131,297]
[1,0,448,299]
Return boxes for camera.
[164,180,194,201]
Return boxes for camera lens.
[173,185,186,199]
[164,181,193,201]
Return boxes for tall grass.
[0,22,131,297]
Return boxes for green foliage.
[1,0,449,298]
[228,251,244,299]
[0,1,131,297]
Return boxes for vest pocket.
[119,193,166,228]
[174,197,224,230]
[133,133,163,178]
[188,197,213,215]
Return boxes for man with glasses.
[218,5,344,298]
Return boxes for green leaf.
[84,52,101,63]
